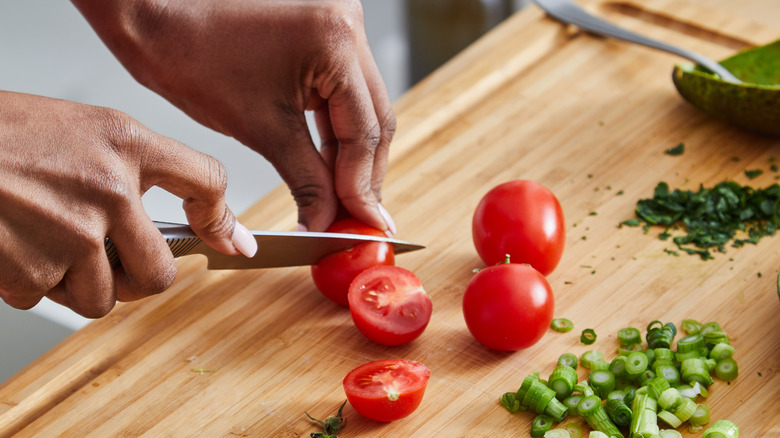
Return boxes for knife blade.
[105,221,424,270]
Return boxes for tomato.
[348,265,432,346]
[472,180,565,276]
[311,218,395,306]
[462,262,554,351]
[343,359,430,422]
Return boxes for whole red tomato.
[348,265,432,346]
[311,218,395,306]
[343,359,430,422]
[462,262,554,351]
[472,180,565,275]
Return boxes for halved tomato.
[311,218,395,306]
[347,266,432,346]
[343,359,430,422]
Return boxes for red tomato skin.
[343,359,430,422]
[472,180,565,275]
[348,266,432,346]
[462,263,554,351]
[311,218,395,306]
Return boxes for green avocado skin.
[672,39,780,137]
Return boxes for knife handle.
[104,221,203,269]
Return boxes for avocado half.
[672,39,780,137]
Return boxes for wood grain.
[2,0,779,436]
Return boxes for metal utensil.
[532,0,742,83]
[105,221,424,270]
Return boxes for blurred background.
[0,0,529,383]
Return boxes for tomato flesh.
[343,359,430,422]
[462,263,554,351]
[472,180,565,275]
[348,266,432,346]
[311,218,395,306]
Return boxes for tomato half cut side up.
[348,265,432,346]
[343,359,431,422]
[311,218,395,306]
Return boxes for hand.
[72,0,397,233]
[0,91,256,317]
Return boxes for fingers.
[311,16,397,234]
[258,113,340,232]
[139,133,257,257]
[47,242,116,318]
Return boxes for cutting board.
[2,0,779,436]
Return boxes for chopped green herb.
[617,190,625,196]
[621,181,780,259]
[306,401,347,438]
[772,164,779,172]
[589,212,598,216]
[745,169,763,179]
[665,143,685,156]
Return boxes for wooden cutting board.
[2,0,779,436]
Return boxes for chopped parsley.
[621,181,780,260]
[664,143,685,156]
[745,169,763,179]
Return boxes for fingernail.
[296,223,308,232]
[378,203,397,236]
[232,221,258,258]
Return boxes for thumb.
[141,136,257,257]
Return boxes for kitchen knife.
[105,221,424,270]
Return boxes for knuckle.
[136,261,177,298]
[380,108,397,143]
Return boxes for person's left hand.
[73,0,397,234]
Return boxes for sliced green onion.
[581,350,605,369]
[587,432,608,438]
[565,423,583,438]
[681,319,702,335]
[617,344,644,356]
[551,318,574,333]
[681,358,713,387]
[544,430,571,438]
[544,397,569,423]
[703,331,730,348]
[702,419,740,438]
[689,403,711,426]
[500,392,521,412]
[517,375,540,401]
[609,356,628,377]
[617,327,641,346]
[531,414,554,437]
[654,348,675,362]
[523,379,556,414]
[647,375,671,400]
[622,387,636,406]
[580,328,597,345]
[549,365,578,399]
[655,364,681,386]
[647,321,677,349]
[573,381,595,397]
[659,430,683,438]
[705,358,717,373]
[563,394,584,414]
[578,395,623,438]
[709,343,735,362]
[673,397,697,422]
[625,351,649,376]
[677,334,705,354]
[558,353,578,369]
[658,387,682,411]
[636,370,656,387]
[588,370,616,399]
[678,381,707,399]
[715,358,739,381]
[658,409,682,428]
[605,398,632,426]
[629,388,660,438]
[606,390,626,401]
[699,321,722,338]
[644,349,657,369]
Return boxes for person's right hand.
[0,91,256,317]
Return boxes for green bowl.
[672,39,780,137]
